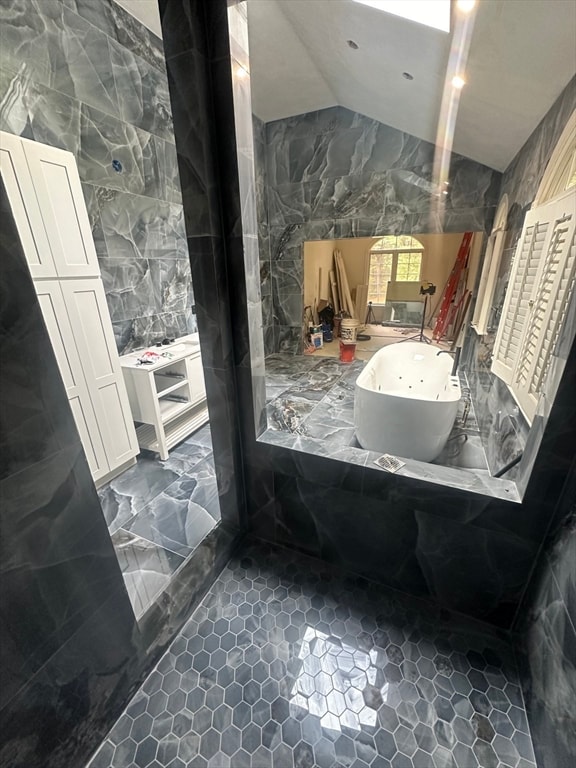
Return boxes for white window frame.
[367,237,423,304]
[533,110,576,207]
[491,188,575,423]
[471,194,508,335]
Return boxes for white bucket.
[340,318,360,343]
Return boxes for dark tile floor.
[98,424,220,618]
[264,354,489,473]
[87,541,536,768]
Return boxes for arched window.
[533,110,576,206]
[367,235,423,304]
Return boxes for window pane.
[372,235,424,251]
[396,252,422,281]
[368,253,393,303]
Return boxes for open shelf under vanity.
[120,337,209,460]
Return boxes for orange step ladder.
[433,232,473,341]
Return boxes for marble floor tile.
[98,429,215,535]
[265,353,319,377]
[266,395,318,434]
[265,354,491,474]
[122,484,217,559]
[184,423,214,450]
[167,440,213,472]
[99,425,219,618]
[434,433,490,472]
[98,456,182,534]
[301,401,357,446]
[265,380,294,402]
[110,528,185,619]
[88,540,536,768]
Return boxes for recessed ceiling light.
[236,65,249,79]
[402,72,414,80]
[452,75,466,89]
[456,0,476,12]
[347,39,359,49]
[352,0,450,33]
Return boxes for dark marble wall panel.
[0,176,136,766]
[253,105,501,353]
[159,0,248,533]
[0,0,195,354]
[516,462,576,768]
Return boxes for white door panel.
[21,138,100,278]
[0,132,56,278]
[61,279,139,468]
[35,281,109,480]
[69,396,108,480]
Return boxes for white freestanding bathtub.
[354,342,461,462]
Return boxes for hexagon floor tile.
[87,541,537,768]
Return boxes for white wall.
[304,233,483,323]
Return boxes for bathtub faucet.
[437,349,460,376]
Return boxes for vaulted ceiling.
[247,0,576,171]
[112,0,162,38]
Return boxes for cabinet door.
[35,281,109,481]
[186,353,207,405]
[21,138,100,278]
[0,131,57,278]
[60,279,139,470]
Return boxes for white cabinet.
[0,132,56,279]
[121,339,208,460]
[0,131,139,485]
[60,279,140,470]
[35,281,109,481]
[21,140,100,278]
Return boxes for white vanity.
[120,335,209,460]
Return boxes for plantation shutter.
[492,211,552,383]
[492,189,576,422]
[514,193,575,419]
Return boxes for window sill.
[257,427,521,503]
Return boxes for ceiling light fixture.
[351,0,450,33]
[235,65,249,79]
[452,75,466,89]
[456,0,476,12]
[347,39,359,49]
[402,72,414,80]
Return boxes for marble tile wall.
[460,79,576,478]
[0,0,196,354]
[254,113,276,356]
[515,461,576,768]
[253,105,502,354]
